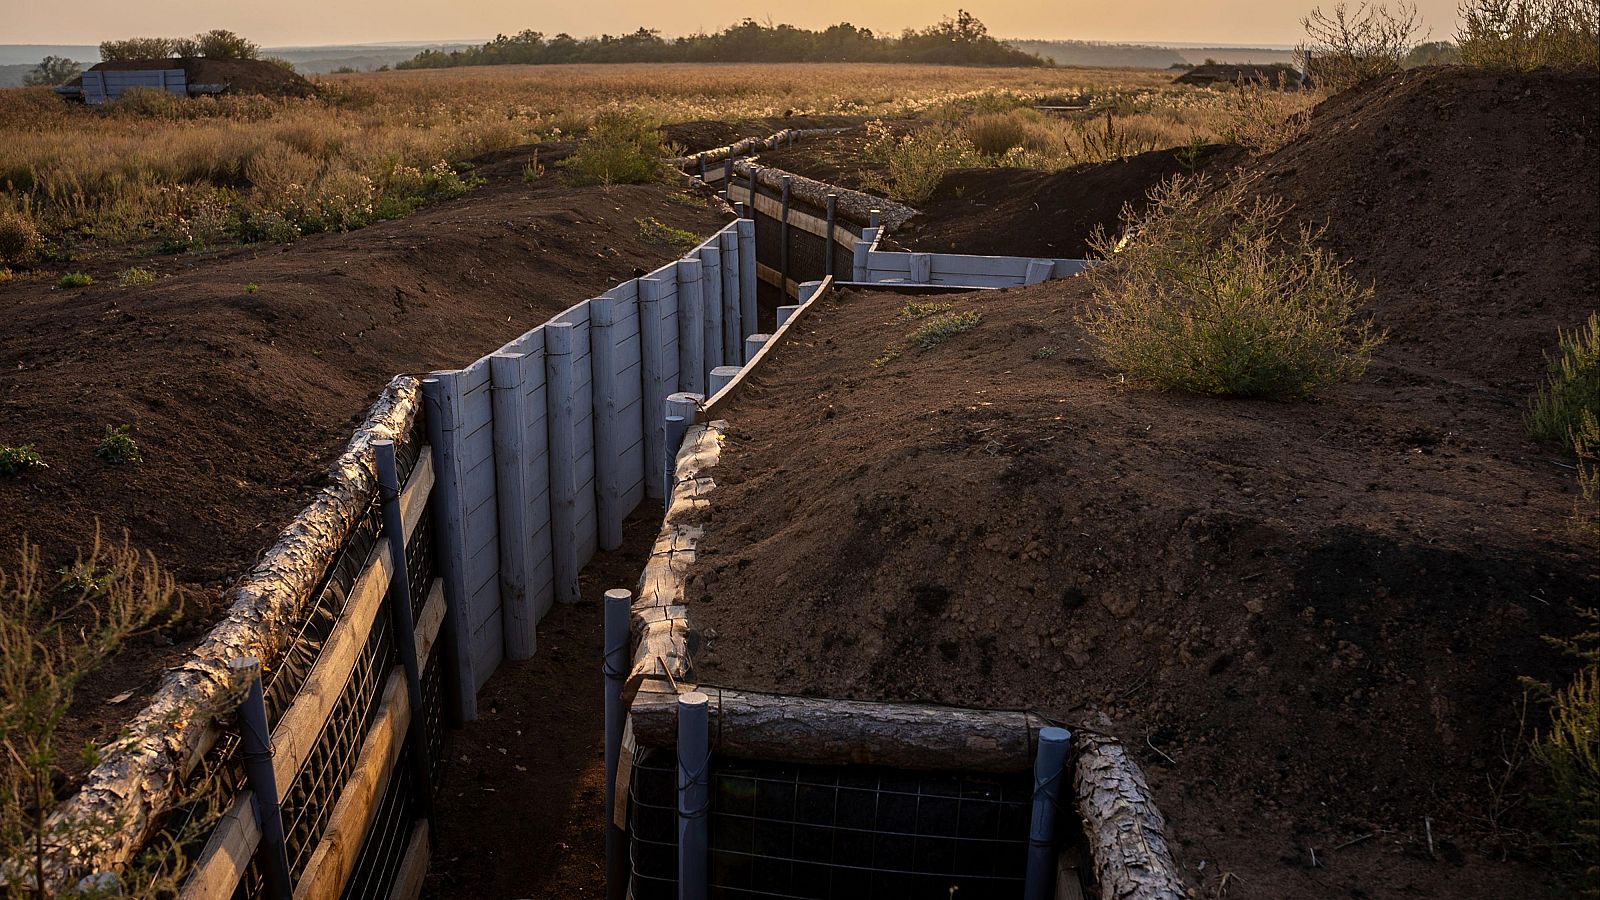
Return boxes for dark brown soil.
[0,151,730,767]
[741,119,922,193]
[895,144,1244,258]
[80,57,317,97]
[425,507,661,900]
[681,68,1599,899]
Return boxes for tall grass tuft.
[558,111,674,187]
[1529,313,1600,447]
[1458,0,1600,70]
[1080,175,1382,399]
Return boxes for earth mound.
[81,57,316,97]
[682,67,1598,898]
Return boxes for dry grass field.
[0,62,1308,256]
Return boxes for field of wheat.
[0,62,1308,255]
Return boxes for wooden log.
[677,259,706,395]
[718,231,740,365]
[544,324,581,603]
[637,274,669,501]
[589,299,625,551]
[629,686,1053,774]
[731,159,915,231]
[489,351,538,659]
[698,247,723,379]
[1073,732,1190,900]
[736,219,756,341]
[43,378,423,880]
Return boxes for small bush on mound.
[56,271,94,289]
[861,123,983,204]
[960,110,1057,157]
[558,111,674,187]
[910,310,983,348]
[1080,175,1382,399]
[0,207,41,265]
[0,445,47,477]
[1301,1,1425,92]
[1529,313,1600,447]
[1572,412,1600,541]
[636,216,697,247]
[117,266,156,287]
[1458,0,1600,70]
[96,424,141,465]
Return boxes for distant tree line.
[396,11,1047,69]
[99,29,260,62]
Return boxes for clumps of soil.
[896,144,1243,258]
[81,57,317,97]
[0,148,731,757]
[682,68,1598,899]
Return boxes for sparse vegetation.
[96,425,141,465]
[898,299,954,320]
[1569,411,1600,542]
[1081,175,1381,399]
[0,207,42,266]
[872,346,903,367]
[0,445,47,477]
[0,534,188,898]
[1301,1,1426,91]
[244,283,258,294]
[23,57,81,88]
[635,216,698,247]
[910,310,983,348]
[55,272,93,289]
[1529,313,1600,447]
[99,29,260,62]
[116,267,156,287]
[559,111,675,187]
[1458,0,1600,70]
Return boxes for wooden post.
[489,351,538,660]
[852,240,871,282]
[1025,259,1054,285]
[544,324,581,605]
[798,281,823,304]
[420,373,477,721]
[736,219,756,340]
[638,275,668,502]
[1025,727,1073,900]
[677,692,710,900]
[708,365,740,396]
[697,156,707,183]
[743,333,770,365]
[719,230,739,365]
[231,658,292,900]
[910,252,932,284]
[589,299,624,552]
[775,305,800,328]
[778,174,792,298]
[374,439,438,819]
[869,208,882,230]
[603,589,631,900]
[663,414,687,502]
[698,247,723,379]
[824,193,838,278]
[677,259,706,395]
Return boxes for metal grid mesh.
[338,745,419,900]
[629,749,1031,899]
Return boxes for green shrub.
[960,110,1056,156]
[96,425,141,465]
[0,445,47,477]
[860,124,982,204]
[117,266,156,287]
[898,299,953,321]
[56,271,94,288]
[1533,663,1600,870]
[1080,175,1381,399]
[0,207,41,265]
[910,310,983,348]
[636,216,697,247]
[1529,313,1600,447]
[557,111,673,187]
[1458,0,1600,70]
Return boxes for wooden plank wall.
[425,220,750,714]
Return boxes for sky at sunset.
[4,0,1466,49]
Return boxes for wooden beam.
[701,278,831,422]
[178,791,261,900]
[1074,732,1189,900]
[292,670,411,900]
[727,185,860,252]
[629,685,1051,773]
[385,821,430,900]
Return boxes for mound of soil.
[898,144,1243,258]
[681,68,1598,899]
[0,150,730,756]
[83,57,317,97]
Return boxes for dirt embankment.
[681,68,1598,899]
[0,151,730,752]
[78,57,318,97]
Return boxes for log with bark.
[40,377,423,882]
[730,159,917,231]
[1074,731,1191,900]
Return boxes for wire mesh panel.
[339,745,420,900]
[629,749,1032,899]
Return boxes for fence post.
[677,691,710,900]
[798,280,823,304]
[603,588,631,900]
[663,414,687,502]
[488,352,537,661]
[869,208,881,230]
[778,175,792,299]
[708,365,740,396]
[374,439,438,819]
[743,333,770,365]
[545,323,581,604]
[722,156,733,199]
[824,193,838,278]
[697,156,707,183]
[231,657,292,900]
[736,219,757,339]
[590,298,624,552]
[698,246,724,377]
[1025,259,1054,285]
[638,275,668,502]
[910,253,932,284]
[775,305,800,328]
[420,373,477,722]
[719,230,740,363]
[677,259,706,395]
[1024,726,1073,900]
[852,240,870,282]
